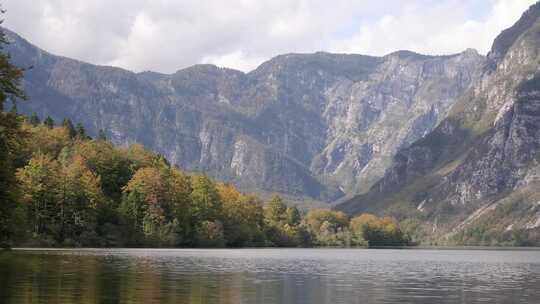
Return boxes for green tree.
[16,153,61,242]
[57,155,104,245]
[0,25,24,112]
[62,118,76,139]
[75,123,86,139]
[166,168,193,246]
[263,195,287,224]
[263,196,306,247]
[29,112,40,126]
[286,206,301,226]
[97,129,107,141]
[75,140,132,202]
[190,175,221,223]
[43,116,55,129]
[0,22,25,247]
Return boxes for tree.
[75,123,86,139]
[166,168,193,246]
[190,175,221,223]
[286,206,301,226]
[263,195,287,224]
[75,140,132,202]
[0,21,25,247]
[349,213,409,247]
[217,183,265,247]
[43,116,55,129]
[97,129,107,141]
[16,153,61,242]
[62,118,76,139]
[304,209,348,233]
[29,112,40,126]
[57,155,104,245]
[23,122,71,159]
[0,23,24,112]
[304,209,349,246]
[120,167,166,245]
[262,196,307,247]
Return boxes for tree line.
[1,113,411,248]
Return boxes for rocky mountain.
[338,2,540,245]
[5,28,484,204]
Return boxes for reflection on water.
[1,248,539,304]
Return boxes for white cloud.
[333,0,536,57]
[3,0,537,73]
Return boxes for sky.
[3,0,537,73]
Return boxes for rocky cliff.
[338,2,540,245]
[5,28,484,204]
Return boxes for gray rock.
[338,2,540,244]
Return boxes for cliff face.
[6,29,484,203]
[338,3,540,244]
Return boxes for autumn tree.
[304,209,350,246]
[56,155,104,245]
[350,213,409,247]
[217,183,265,247]
[16,153,61,242]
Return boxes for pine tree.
[43,116,55,129]
[75,123,86,139]
[97,129,107,141]
[62,118,76,139]
[29,112,40,126]
[0,20,25,247]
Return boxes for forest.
[0,27,410,249]
[1,114,411,248]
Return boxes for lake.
[1,248,539,303]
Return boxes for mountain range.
[5,27,484,206]
[5,2,540,244]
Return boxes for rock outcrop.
[338,2,540,245]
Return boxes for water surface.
[1,248,539,303]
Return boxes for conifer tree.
[43,116,55,129]
[97,129,107,141]
[75,123,86,139]
[30,112,40,126]
[0,18,25,247]
[62,118,76,139]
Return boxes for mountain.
[338,2,540,245]
[4,28,484,205]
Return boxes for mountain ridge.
[4,26,485,205]
[338,1,540,245]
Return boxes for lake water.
[1,248,540,304]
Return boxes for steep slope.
[5,28,484,204]
[338,2,540,245]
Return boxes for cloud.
[3,0,537,73]
[333,0,536,57]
